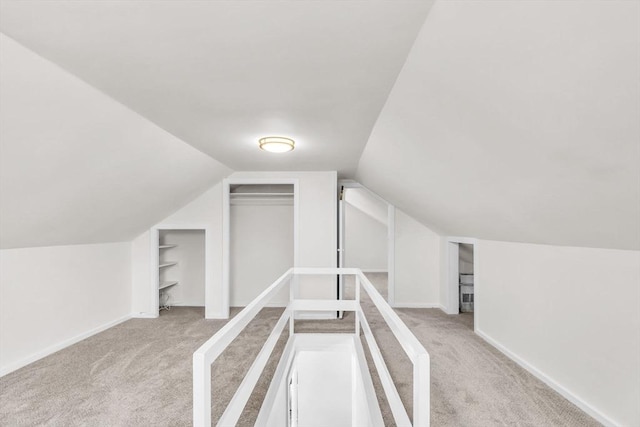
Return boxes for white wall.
[131,171,337,318]
[160,230,205,307]
[296,351,352,426]
[131,230,152,316]
[393,209,440,307]
[344,203,387,271]
[476,240,640,427]
[230,203,293,306]
[131,183,223,317]
[0,242,131,375]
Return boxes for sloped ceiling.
[1,0,638,251]
[0,0,433,176]
[357,0,640,250]
[344,188,388,226]
[0,34,232,249]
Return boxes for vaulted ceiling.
[357,0,640,250]
[1,0,638,250]
[0,34,231,249]
[0,0,432,176]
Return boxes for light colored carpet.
[0,273,600,426]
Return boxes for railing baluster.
[289,275,295,335]
[192,267,429,426]
[193,352,211,427]
[355,274,361,336]
[413,352,430,427]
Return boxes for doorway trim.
[150,224,212,318]
[222,178,300,319]
[445,236,479,332]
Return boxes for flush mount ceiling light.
[258,136,295,153]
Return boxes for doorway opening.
[447,239,476,329]
[338,182,393,309]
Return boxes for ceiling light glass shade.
[258,136,295,153]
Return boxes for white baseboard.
[132,312,157,319]
[393,302,441,308]
[0,313,132,377]
[475,328,617,427]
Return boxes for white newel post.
[193,353,211,427]
[413,352,430,427]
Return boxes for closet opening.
[223,179,299,318]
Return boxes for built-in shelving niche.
[158,229,206,313]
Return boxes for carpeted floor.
[0,273,599,426]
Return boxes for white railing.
[193,267,430,427]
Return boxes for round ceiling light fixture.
[258,136,295,153]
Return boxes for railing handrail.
[193,268,293,364]
[193,267,430,427]
[356,270,429,363]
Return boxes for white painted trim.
[222,180,230,319]
[205,314,229,320]
[353,335,385,427]
[218,308,292,426]
[132,312,157,319]
[222,178,299,320]
[193,267,429,426]
[149,228,160,318]
[0,314,132,377]
[290,299,358,312]
[393,302,441,309]
[338,187,345,318]
[446,236,478,245]
[446,241,460,315]
[150,224,213,318]
[231,302,288,308]
[387,205,395,307]
[475,328,617,427]
[337,179,390,207]
[294,267,360,275]
[294,312,336,320]
[358,309,413,425]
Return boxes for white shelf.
[159,262,178,269]
[159,245,178,249]
[159,281,178,291]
